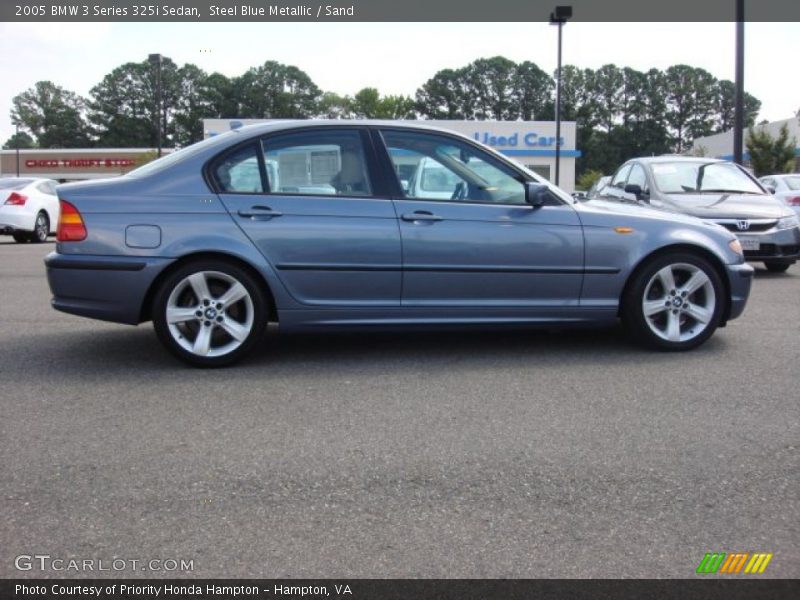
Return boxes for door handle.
[401,211,443,222]
[238,205,283,219]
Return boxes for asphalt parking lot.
[1,240,798,579]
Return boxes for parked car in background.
[0,177,60,243]
[600,157,800,273]
[46,121,753,366]
[586,175,611,199]
[759,173,800,215]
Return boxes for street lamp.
[148,53,163,157]
[733,0,744,165]
[550,5,572,187]
[15,123,20,177]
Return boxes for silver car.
[759,173,800,217]
[601,157,800,273]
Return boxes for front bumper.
[732,227,800,263]
[725,262,754,321]
[45,252,174,324]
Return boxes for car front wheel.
[622,252,725,351]
[152,260,268,367]
[764,261,791,273]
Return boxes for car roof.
[224,119,480,140]
[633,156,725,164]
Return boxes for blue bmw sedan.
[46,121,753,366]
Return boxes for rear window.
[126,131,241,178]
[784,176,800,191]
[0,178,32,190]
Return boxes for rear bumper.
[0,207,34,232]
[725,262,754,321]
[45,252,174,324]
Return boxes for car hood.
[578,198,723,229]
[656,193,790,219]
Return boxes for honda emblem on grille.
[736,220,751,231]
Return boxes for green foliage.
[11,81,91,148]
[746,124,796,177]
[576,169,605,191]
[2,131,35,149]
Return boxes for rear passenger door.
[214,128,402,307]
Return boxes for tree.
[715,79,761,133]
[663,65,718,153]
[2,131,35,149]
[746,124,796,176]
[235,60,321,118]
[577,169,604,191]
[11,81,91,147]
[315,92,354,119]
[513,61,553,120]
[350,88,415,119]
[88,58,181,147]
[415,67,473,119]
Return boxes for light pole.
[148,53,163,157]
[550,5,572,187]
[733,0,744,165]
[15,123,20,177]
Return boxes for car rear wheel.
[152,260,268,367]
[32,211,49,243]
[622,252,724,351]
[764,261,791,273]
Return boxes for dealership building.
[203,119,580,192]
[692,116,800,171]
[1,119,580,191]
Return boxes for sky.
[0,21,798,144]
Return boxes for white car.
[0,177,60,243]
[759,174,800,216]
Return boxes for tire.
[12,232,29,243]
[152,259,268,367]
[622,252,725,351]
[31,211,49,243]
[764,261,791,273]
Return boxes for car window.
[381,129,525,205]
[36,182,55,195]
[261,130,371,197]
[627,164,648,191]
[611,164,632,189]
[783,176,800,191]
[0,178,32,190]
[213,144,264,194]
[651,161,763,195]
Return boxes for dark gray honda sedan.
[600,156,800,273]
[46,121,753,366]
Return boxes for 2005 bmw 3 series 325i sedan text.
[45,121,754,366]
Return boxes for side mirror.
[624,183,643,199]
[765,185,776,194]
[525,182,550,207]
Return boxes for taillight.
[56,200,87,242]
[786,196,800,206]
[4,192,27,206]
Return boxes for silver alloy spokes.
[642,263,716,343]
[36,214,48,240]
[166,271,254,357]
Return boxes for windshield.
[126,131,240,178]
[651,161,763,195]
[783,176,800,191]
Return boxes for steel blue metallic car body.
[46,121,754,365]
